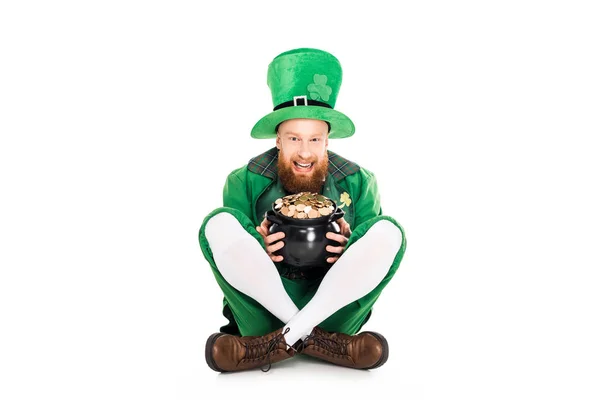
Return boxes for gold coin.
[319,207,331,215]
[274,192,337,219]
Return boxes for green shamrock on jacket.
[307,74,333,101]
[339,192,352,209]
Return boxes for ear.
[276,135,281,150]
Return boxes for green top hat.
[251,48,355,139]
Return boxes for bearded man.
[199,48,406,372]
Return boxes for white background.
[1,1,599,399]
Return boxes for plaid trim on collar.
[247,147,360,182]
[327,150,361,181]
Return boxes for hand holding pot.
[265,203,345,268]
[325,217,352,263]
[256,217,285,262]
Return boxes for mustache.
[277,154,329,194]
[293,158,317,163]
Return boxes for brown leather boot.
[205,327,296,372]
[297,327,389,369]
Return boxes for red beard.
[277,153,329,194]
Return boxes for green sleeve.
[353,168,382,228]
[222,169,253,221]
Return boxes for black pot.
[266,203,345,269]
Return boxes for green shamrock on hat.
[307,74,333,101]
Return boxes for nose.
[298,141,311,159]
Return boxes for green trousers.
[198,207,406,337]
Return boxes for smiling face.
[276,119,330,194]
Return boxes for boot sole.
[205,332,228,372]
[361,331,389,369]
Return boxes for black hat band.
[273,95,332,111]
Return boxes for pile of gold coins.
[274,192,335,219]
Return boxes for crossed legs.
[203,212,403,347]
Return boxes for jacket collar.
[247,147,360,182]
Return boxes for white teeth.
[295,162,312,168]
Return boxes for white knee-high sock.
[282,220,402,345]
[204,212,299,324]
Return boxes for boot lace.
[298,330,349,357]
[242,327,293,372]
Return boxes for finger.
[259,219,271,234]
[261,225,272,237]
[261,218,271,228]
[267,240,285,254]
[326,232,346,243]
[256,226,266,238]
[258,226,271,239]
[327,256,339,263]
[271,255,284,262]
[265,231,285,245]
[326,245,343,254]
[339,218,352,236]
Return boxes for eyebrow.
[281,132,326,138]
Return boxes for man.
[199,48,406,372]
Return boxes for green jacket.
[222,147,382,230]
